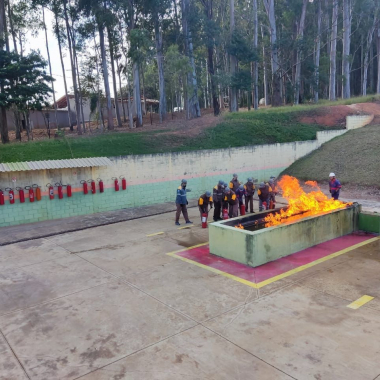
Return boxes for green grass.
[282,123,380,187]
[1,95,378,163]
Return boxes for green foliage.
[128,29,153,64]
[227,30,258,64]
[0,50,53,111]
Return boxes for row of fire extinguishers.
[0,176,127,205]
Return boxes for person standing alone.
[329,173,341,200]
[175,179,193,226]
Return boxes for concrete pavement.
[1,207,380,379]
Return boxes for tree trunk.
[261,25,269,106]
[182,0,201,119]
[107,27,122,128]
[7,1,17,54]
[314,0,322,103]
[329,0,338,101]
[63,0,82,134]
[98,23,114,130]
[55,13,72,130]
[342,0,351,99]
[377,27,380,94]
[0,0,9,143]
[294,0,308,105]
[93,33,104,131]
[263,0,281,106]
[116,56,127,123]
[229,0,238,112]
[140,63,146,115]
[154,16,167,122]
[252,0,258,110]
[43,8,58,128]
[75,52,86,133]
[133,62,143,127]
[362,18,377,96]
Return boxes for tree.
[0,50,53,141]
[314,0,322,103]
[342,0,352,99]
[182,0,201,119]
[252,0,258,110]
[329,0,338,101]
[228,0,238,112]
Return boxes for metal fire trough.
[209,203,361,267]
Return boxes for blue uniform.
[329,179,341,200]
[235,188,246,205]
[176,186,188,204]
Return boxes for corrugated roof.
[0,157,113,172]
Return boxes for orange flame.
[265,175,351,227]
[235,223,244,229]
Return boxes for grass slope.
[2,94,379,163]
[282,123,380,187]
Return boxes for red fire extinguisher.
[0,188,4,206]
[81,180,88,195]
[6,188,14,204]
[88,179,96,194]
[201,212,208,228]
[120,176,127,190]
[223,208,229,220]
[33,184,41,201]
[112,177,119,191]
[66,184,72,198]
[47,183,54,200]
[240,203,246,216]
[262,201,267,210]
[56,182,63,199]
[97,178,104,193]
[25,186,35,203]
[16,187,25,203]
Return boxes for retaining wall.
[0,129,347,227]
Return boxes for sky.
[26,7,123,104]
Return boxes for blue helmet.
[206,191,211,197]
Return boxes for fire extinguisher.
[25,186,35,203]
[56,182,63,199]
[262,201,267,210]
[269,200,275,209]
[97,178,104,193]
[6,188,14,204]
[47,183,54,200]
[0,188,4,206]
[88,179,96,194]
[112,177,119,191]
[240,203,246,216]
[66,184,72,198]
[223,208,229,220]
[81,180,88,195]
[16,187,25,203]
[120,176,127,190]
[33,184,41,201]
[201,212,208,228]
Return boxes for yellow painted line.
[255,236,380,288]
[178,225,193,230]
[166,236,380,290]
[347,295,374,309]
[146,232,164,237]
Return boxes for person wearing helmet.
[235,184,247,214]
[244,178,256,213]
[229,173,241,192]
[175,179,192,226]
[268,178,277,209]
[257,182,271,211]
[223,187,239,218]
[213,180,225,221]
[329,173,341,200]
[198,191,213,217]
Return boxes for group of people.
[175,174,278,225]
[175,173,342,225]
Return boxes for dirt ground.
[298,101,380,127]
[8,108,224,143]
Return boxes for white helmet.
[329,173,335,177]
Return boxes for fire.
[264,175,351,227]
[235,224,244,229]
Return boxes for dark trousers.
[245,195,254,212]
[213,201,222,221]
[229,203,239,218]
[175,203,189,222]
[332,191,340,200]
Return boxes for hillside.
[282,123,380,187]
[0,95,379,163]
